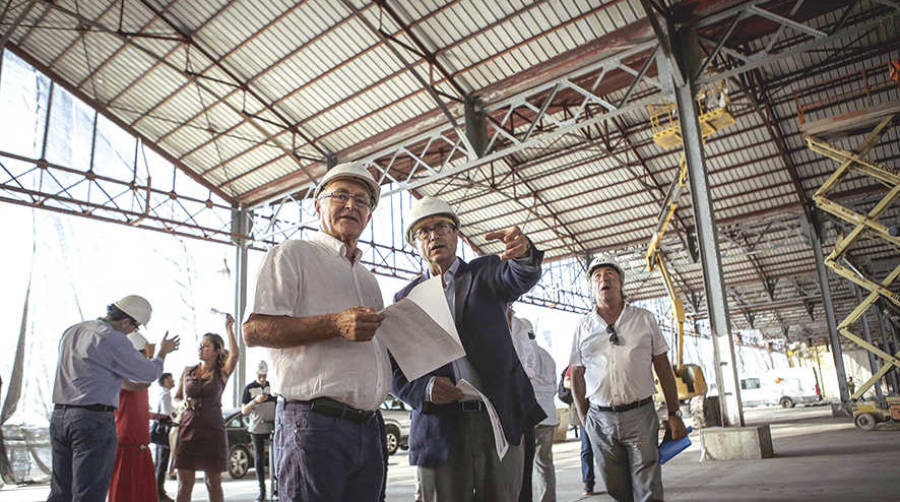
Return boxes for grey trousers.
[419,410,524,502]
[533,425,556,502]
[584,402,663,502]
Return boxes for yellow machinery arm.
[646,153,688,371]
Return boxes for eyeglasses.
[414,221,457,240]
[606,324,618,345]
[319,190,374,209]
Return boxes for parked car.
[380,395,411,456]
[224,409,255,479]
[740,367,823,408]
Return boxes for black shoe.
[256,493,266,501]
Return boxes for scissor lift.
[806,110,900,429]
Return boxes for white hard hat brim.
[312,163,381,208]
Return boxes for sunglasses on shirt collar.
[606,324,618,345]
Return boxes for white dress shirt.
[251,232,389,411]
[569,304,668,407]
[157,387,174,417]
[531,343,559,426]
[423,258,483,400]
[510,316,538,380]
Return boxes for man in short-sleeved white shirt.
[570,257,686,502]
[243,163,390,502]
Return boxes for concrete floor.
[2,405,898,501]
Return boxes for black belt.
[591,397,653,413]
[458,400,487,413]
[55,403,116,413]
[288,397,377,424]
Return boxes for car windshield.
[381,396,409,411]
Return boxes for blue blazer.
[391,251,547,467]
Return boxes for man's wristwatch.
[668,409,682,418]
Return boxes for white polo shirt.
[251,232,389,411]
[569,304,668,407]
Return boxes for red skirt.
[108,444,158,502]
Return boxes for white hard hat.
[257,360,268,375]
[114,295,152,326]
[405,196,459,245]
[312,162,381,209]
[127,332,148,351]
[587,256,625,283]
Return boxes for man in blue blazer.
[392,196,546,502]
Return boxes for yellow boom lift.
[646,87,735,427]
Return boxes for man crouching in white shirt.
[243,163,390,502]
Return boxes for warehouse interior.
[1,0,899,500]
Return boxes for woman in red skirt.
[109,333,173,502]
[174,314,239,502]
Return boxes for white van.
[740,367,823,408]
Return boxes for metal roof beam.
[721,230,778,302]
[243,19,659,204]
[0,0,37,52]
[339,0,474,160]
[697,9,900,86]
[135,0,331,160]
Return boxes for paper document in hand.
[376,276,465,381]
[456,379,508,460]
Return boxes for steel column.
[855,285,883,398]
[231,207,251,407]
[878,307,900,393]
[807,213,851,405]
[673,26,743,426]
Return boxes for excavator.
[646,91,734,428]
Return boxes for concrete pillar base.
[699,425,774,461]
[831,402,853,418]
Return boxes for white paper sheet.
[456,379,508,460]
[376,276,465,381]
[404,275,462,346]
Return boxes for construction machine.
[646,92,735,428]
[852,396,900,431]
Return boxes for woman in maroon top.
[174,314,239,502]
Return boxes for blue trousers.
[581,426,594,489]
[275,400,385,502]
[48,407,118,502]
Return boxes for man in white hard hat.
[570,257,686,502]
[244,163,390,502]
[49,295,180,502]
[391,196,545,502]
[241,361,277,501]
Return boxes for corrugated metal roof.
[3,0,898,341]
